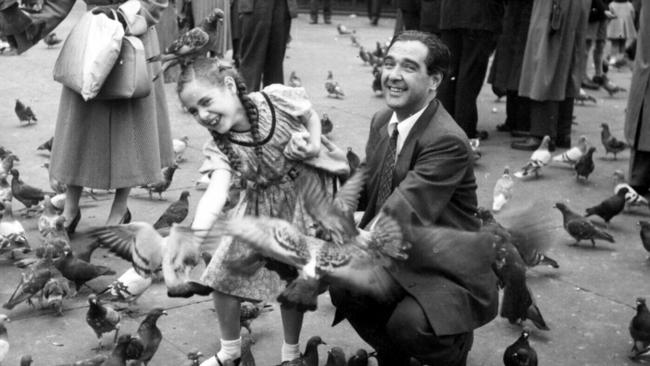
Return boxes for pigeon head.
[637,297,647,310]
[146,307,168,321]
[601,123,610,131]
[617,187,630,197]
[586,146,596,156]
[540,135,551,148]
[503,166,510,175]
[20,355,33,366]
[639,221,650,229]
[326,347,347,365]
[520,329,530,341]
[553,202,568,212]
[87,293,100,306]
[10,168,19,177]
[180,190,190,200]
[0,314,9,323]
[307,335,327,347]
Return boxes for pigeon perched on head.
[600,123,628,160]
[86,293,121,350]
[43,32,61,48]
[514,136,552,179]
[574,146,596,181]
[325,71,345,99]
[630,297,650,360]
[154,190,190,230]
[173,136,190,163]
[288,71,302,87]
[554,202,615,246]
[14,99,37,124]
[140,164,178,200]
[503,330,538,366]
[552,135,588,165]
[584,188,628,224]
[240,301,273,334]
[492,166,514,212]
[325,347,347,366]
[0,314,8,363]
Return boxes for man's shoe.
[592,75,605,86]
[511,137,542,151]
[511,130,530,138]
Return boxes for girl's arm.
[191,169,232,240]
[285,109,322,160]
[302,108,322,156]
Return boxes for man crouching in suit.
[329,30,499,366]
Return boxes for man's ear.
[430,72,443,91]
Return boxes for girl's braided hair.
[177,57,264,173]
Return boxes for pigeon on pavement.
[492,166,514,212]
[15,99,37,124]
[140,164,178,200]
[86,294,121,350]
[574,146,596,181]
[173,136,190,163]
[503,330,538,366]
[54,248,115,292]
[131,307,167,365]
[554,202,615,246]
[288,71,302,87]
[552,135,588,165]
[240,301,273,334]
[514,136,552,179]
[154,191,190,230]
[630,297,650,360]
[37,137,53,152]
[585,188,628,224]
[41,276,70,316]
[601,123,628,160]
[325,71,345,99]
[325,347,347,366]
[10,168,54,214]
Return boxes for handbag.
[52,9,124,101]
[95,35,152,100]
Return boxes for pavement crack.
[545,275,635,310]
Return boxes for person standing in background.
[367,0,381,26]
[607,0,637,67]
[394,0,441,36]
[309,0,331,24]
[237,0,297,91]
[624,0,650,197]
[512,0,590,152]
[192,0,233,58]
[437,0,505,141]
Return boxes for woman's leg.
[201,291,242,365]
[62,185,82,229]
[106,187,130,225]
[280,306,305,362]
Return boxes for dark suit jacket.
[358,99,498,336]
[439,0,505,33]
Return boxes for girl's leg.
[106,187,130,225]
[280,306,305,362]
[62,185,82,230]
[202,291,242,366]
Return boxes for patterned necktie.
[376,127,399,209]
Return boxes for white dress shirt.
[387,106,428,154]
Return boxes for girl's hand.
[285,131,320,160]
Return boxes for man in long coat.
[329,30,498,366]
[625,2,650,195]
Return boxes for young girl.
[607,0,637,66]
[177,57,349,366]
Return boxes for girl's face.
[179,77,249,134]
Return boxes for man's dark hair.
[388,30,450,77]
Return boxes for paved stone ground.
[0,6,648,365]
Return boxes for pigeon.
[325,347,347,366]
[38,195,62,237]
[239,333,256,366]
[41,276,70,316]
[240,301,273,334]
[86,294,121,350]
[574,88,597,105]
[0,314,8,363]
[630,298,650,360]
[514,136,552,179]
[103,334,135,366]
[639,221,650,255]
[301,336,326,366]
[100,267,152,304]
[492,166,514,212]
[186,351,204,366]
[372,41,385,59]
[602,78,626,96]
[54,248,116,291]
[359,46,370,64]
[90,223,213,298]
[3,251,57,310]
[20,355,33,366]
[208,170,407,309]
[585,188,628,224]
[158,9,225,77]
[552,135,588,165]
[0,154,19,179]
[372,65,382,95]
[140,164,178,200]
[350,33,360,47]
[554,202,615,246]
[43,32,62,48]
[321,114,333,135]
[131,307,167,365]
[503,330,538,366]
[14,99,37,124]
[0,175,11,204]
[325,71,345,99]
[10,169,53,214]
[600,123,628,160]
[173,136,190,163]
[0,147,12,161]
[574,146,596,181]
[153,191,190,230]
[0,201,27,243]
[347,349,373,366]
[346,148,361,176]
[288,71,302,87]
[336,24,352,35]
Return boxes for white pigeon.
[105,267,152,304]
[173,136,190,163]
[514,136,552,179]
[50,193,66,211]
[0,202,25,238]
[552,135,588,165]
[612,171,649,207]
[492,166,514,212]
[0,314,8,363]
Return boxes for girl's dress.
[608,1,637,41]
[199,84,344,302]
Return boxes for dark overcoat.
[625,2,650,151]
[356,99,499,336]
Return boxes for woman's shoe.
[119,208,131,224]
[65,210,81,236]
